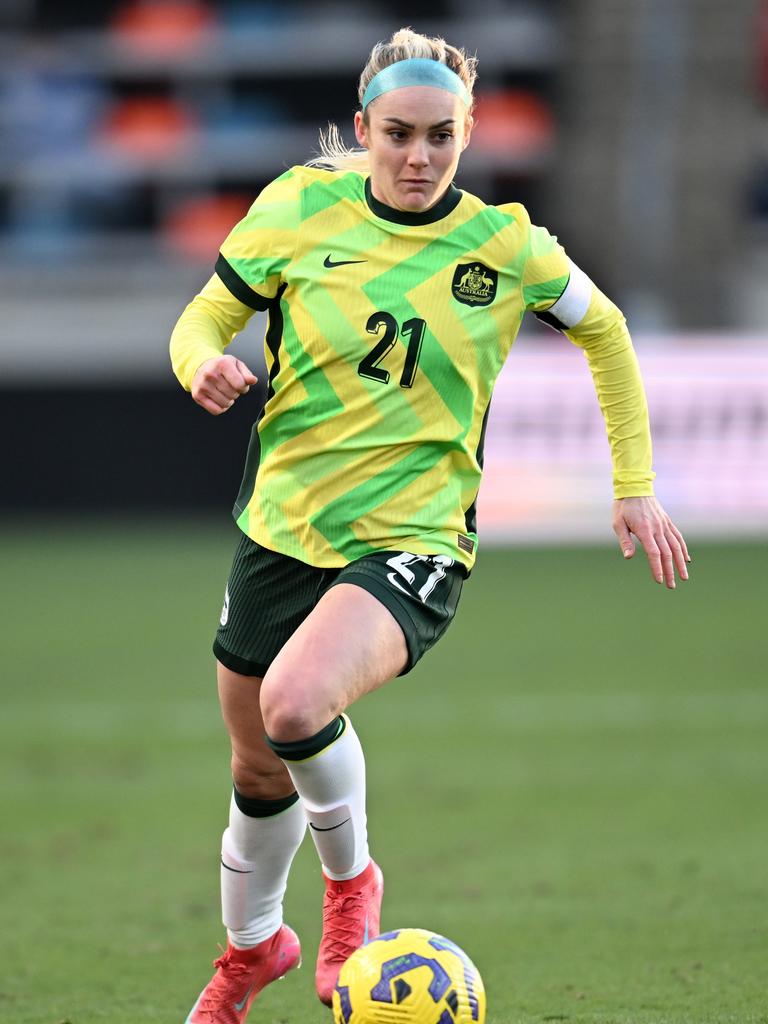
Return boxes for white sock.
[279,715,370,882]
[220,791,306,948]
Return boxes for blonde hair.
[306,27,478,174]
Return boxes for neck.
[364,178,462,225]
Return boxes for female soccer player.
[170,27,690,1023]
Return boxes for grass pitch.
[0,521,765,1023]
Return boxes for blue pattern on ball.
[371,953,451,1004]
[429,935,481,1021]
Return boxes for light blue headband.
[362,57,471,111]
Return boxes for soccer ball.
[332,927,486,1024]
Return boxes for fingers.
[220,357,258,395]
[613,497,691,590]
[665,523,689,584]
[612,516,635,560]
[235,358,259,386]
[634,520,689,589]
[191,356,259,416]
[195,392,231,416]
[636,530,664,585]
[667,518,691,564]
[655,533,677,589]
[195,378,237,414]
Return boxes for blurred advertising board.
[478,337,768,542]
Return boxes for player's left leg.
[260,580,408,871]
[260,552,464,1005]
[259,582,404,1005]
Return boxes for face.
[354,86,472,213]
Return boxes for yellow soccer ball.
[332,927,486,1024]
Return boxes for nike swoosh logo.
[386,573,411,597]
[323,255,367,268]
[221,859,254,874]
[234,986,254,1012]
[309,817,351,832]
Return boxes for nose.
[407,139,429,169]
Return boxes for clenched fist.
[191,355,258,415]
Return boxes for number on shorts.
[385,552,454,603]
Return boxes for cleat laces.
[196,951,251,1014]
[321,891,367,962]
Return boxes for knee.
[260,669,338,743]
[260,692,321,743]
[230,752,292,800]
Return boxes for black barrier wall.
[1,384,268,513]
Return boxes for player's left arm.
[610,494,690,588]
[533,259,691,588]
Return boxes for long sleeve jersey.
[171,166,654,570]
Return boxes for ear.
[354,110,368,148]
[461,114,474,151]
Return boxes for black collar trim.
[364,178,462,225]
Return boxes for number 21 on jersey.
[358,312,426,389]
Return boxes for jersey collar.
[364,178,462,225]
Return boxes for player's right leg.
[185,530,342,1021]
[185,664,305,1024]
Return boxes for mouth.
[401,179,431,186]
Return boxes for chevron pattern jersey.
[171,165,654,570]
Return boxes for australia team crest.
[452,262,498,307]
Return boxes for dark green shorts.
[213,531,466,677]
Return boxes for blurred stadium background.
[1,3,766,1023]
[1,0,766,534]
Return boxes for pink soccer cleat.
[185,924,301,1023]
[315,860,384,1006]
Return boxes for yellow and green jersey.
[171,165,654,571]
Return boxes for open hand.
[612,495,690,589]
[191,355,258,415]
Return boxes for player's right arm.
[170,167,300,416]
[170,273,258,415]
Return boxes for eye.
[432,131,454,143]
[388,130,407,141]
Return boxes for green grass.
[0,521,766,1023]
